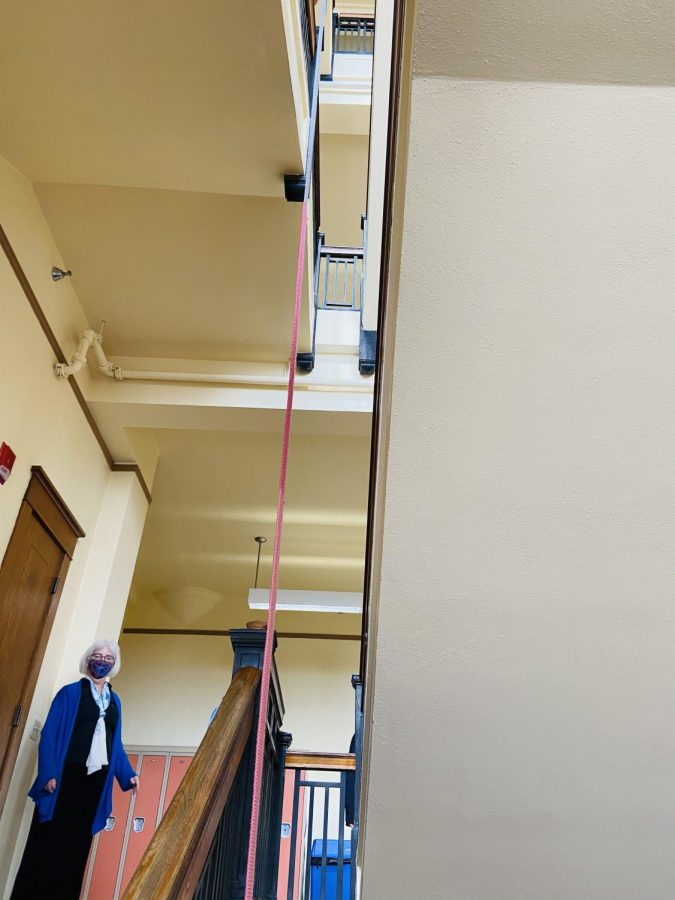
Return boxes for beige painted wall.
[320,133,369,246]
[361,78,675,899]
[115,633,358,753]
[0,156,149,897]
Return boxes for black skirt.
[11,762,107,900]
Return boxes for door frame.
[0,466,84,815]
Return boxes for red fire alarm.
[0,443,16,485]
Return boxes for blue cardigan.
[28,680,136,835]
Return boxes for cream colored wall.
[277,637,358,751]
[362,79,675,899]
[320,133,369,246]
[0,156,149,897]
[115,633,358,752]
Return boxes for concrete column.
[362,75,675,900]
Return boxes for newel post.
[227,622,291,900]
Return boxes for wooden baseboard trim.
[0,223,152,505]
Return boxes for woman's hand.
[130,776,139,794]
[44,778,57,793]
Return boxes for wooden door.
[0,467,84,814]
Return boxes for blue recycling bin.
[310,839,351,900]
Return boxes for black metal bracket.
[296,351,315,373]
[284,174,306,203]
[359,328,377,376]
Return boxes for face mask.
[88,659,114,679]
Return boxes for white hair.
[79,638,121,679]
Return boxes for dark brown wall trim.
[123,627,360,642]
[0,224,152,504]
[111,464,153,505]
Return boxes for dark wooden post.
[193,623,290,900]
[231,623,289,900]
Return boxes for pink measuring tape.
[244,4,326,891]
[243,201,309,899]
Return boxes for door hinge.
[11,705,23,727]
[50,576,60,595]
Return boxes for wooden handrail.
[285,751,355,771]
[123,666,261,900]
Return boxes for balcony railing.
[300,0,317,84]
[334,14,375,54]
[315,240,364,311]
[280,752,355,900]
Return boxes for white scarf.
[86,679,111,775]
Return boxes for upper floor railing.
[300,0,318,88]
[334,14,375,54]
[315,237,364,312]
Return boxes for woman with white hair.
[11,639,139,900]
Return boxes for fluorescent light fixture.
[247,588,362,614]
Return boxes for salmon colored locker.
[117,753,167,895]
[162,755,192,814]
[80,753,139,900]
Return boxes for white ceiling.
[130,426,371,619]
[0,0,374,638]
[414,0,675,85]
[0,0,302,196]
[35,183,310,361]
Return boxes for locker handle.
[104,816,115,831]
[133,816,145,833]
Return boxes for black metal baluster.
[323,252,331,307]
[286,771,301,900]
[332,253,339,306]
[304,785,315,900]
[320,786,330,900]
[337,773,346,899]
[352,256,358,308]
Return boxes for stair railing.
[123,625,289,900]
[279,751,356,900]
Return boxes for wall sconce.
[51,266,72,282]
